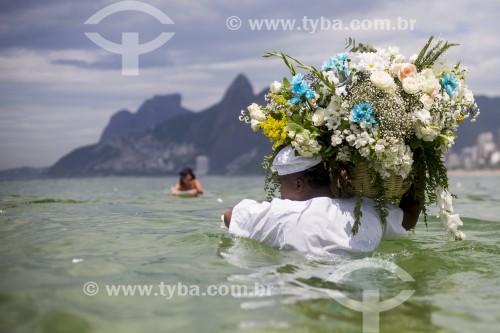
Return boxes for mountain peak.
[223,74,254,100]
[99,93,191,143]
[137,94,182,115]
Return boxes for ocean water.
[0,175,499,333]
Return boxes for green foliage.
[353,192,363,235]
[345,37,376,53]
[413,35,459,70]
[262,150,281,200]
[373,172,389,230]
[263,52,336,95]
[410,140,449,228]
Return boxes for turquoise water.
[1,175,499,333]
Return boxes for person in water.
[223,145,420,256]
[170,167,205,197]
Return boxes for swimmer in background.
[170,167,205,197]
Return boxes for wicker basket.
[330,162,410,199]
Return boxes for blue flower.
[321,53,350,77]
[351,102,377,127]
[336,53,349,62]
[288,96,300,104]
[305,89,315,100]
[288,74,315,104]
[321,58,337,71]
[441,73,458,96]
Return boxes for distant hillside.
[452,95,500,151]
[46,75,271,177]
[0,167,48,180]
[100,94,191,143]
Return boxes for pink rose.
[397,63,417,81]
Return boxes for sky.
[0,0,499,170]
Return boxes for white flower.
[420,94,434,110]
[247,103,267,131]
[417,72,441,94]
[324,97,345,130]
[336,146,351,162]
[352,132,375,149]
[457,82,475,105]
[356,51,390,73]
[415,123,438,141]
[444,213,462,230]
[269,81,283,94]
[420,68,434,78]
[415,108,432,123]
[439,212,466,239]
[247,103,266,122]
[331,131,343,146]
[312,108,326,126]
[345,134,356,145]
[323,71,339,85]
[440,135,455,153]
[291,130,321,157]
[370,71,397,91]
[409,53,418,63]
[463,88,475,105]
[392,54,406,64]
[336,85,347,96]
[436,188,466,239]
[250,120,261,131]
[359,146,371,157]
[402,77,420,94]
[388,46,400,55]
[436,186,453,211]
[371,137,413,179]
[414,108,443,141]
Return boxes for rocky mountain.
[452,95,499,151]
[99,94,191,143]
[45,75,271,177]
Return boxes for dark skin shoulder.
[223,207,233,228]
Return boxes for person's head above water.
[179,167,196,184]
[272,146,332,201]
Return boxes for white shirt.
[228,197,406,256]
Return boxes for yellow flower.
[457,114,465,124]
[269,93,288,105]
[262,113,288,148]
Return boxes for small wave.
[24,198,88,204]
[466,194,487,201]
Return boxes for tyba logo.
[84,1,175,75]
[295,258,415,333]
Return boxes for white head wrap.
[272,145,322,176]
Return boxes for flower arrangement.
[240,36,479,239]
